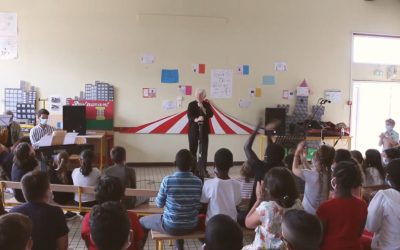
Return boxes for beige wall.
[1,0,400,162]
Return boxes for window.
[353,33,400,65]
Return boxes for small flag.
[236,65,250,75]
[191,64,206,74]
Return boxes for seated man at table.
[29,109,55,147]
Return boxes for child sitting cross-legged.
[243,167,303,250]
[201,148,241,223]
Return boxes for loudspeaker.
[63,105,86,135]
[265,108,286,136]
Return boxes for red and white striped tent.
[115,103,257,135]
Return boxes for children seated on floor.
[317,161,367,250]
[281,209,322,250]
[203,214,243,250]
[81,175,144,250]
[201,148,241,223]
[366,158,400,250]
[140,149,202,250]
[243,167,303,250]
[90,201,132,250]
[10,170,69,250]
[0,213,33,250]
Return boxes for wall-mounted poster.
[68,100,114,130]
[210,69,233,99]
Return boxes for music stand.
[197,122,206,181]
[0,115,11,127]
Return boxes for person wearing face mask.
[316,161,367,250]
[187,88,214,177]
[379,118,399,150]
[29,109,55,147]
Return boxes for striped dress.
[156,171,202,230]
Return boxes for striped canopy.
[115,103,257,134]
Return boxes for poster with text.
[0,12,17,60]
[210,69,233,99]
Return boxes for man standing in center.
[187,88,214,177]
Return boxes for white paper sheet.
[297,87,309,97]
[325,90,342,103]
[140,53,155,64]
[274,62,288,72]
[162,100,177,110]
[239,99,251,108]
[37,135,53,147]
[210,69,233,99]
[0,13,17,60]
[63,132,78,145]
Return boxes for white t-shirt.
[201,178,241,223]
[71,167,101,202]
[366,188,400,250]
[364,168,384,186]
[299,168,329,215]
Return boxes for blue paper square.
[262,75,275,85]
[161,69,179,83]
[243,65,250,75]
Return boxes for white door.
[351,81,400,154]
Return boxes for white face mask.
[40,118,48,125]
[331,177,337,190]
[386,125,393,131]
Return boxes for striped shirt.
[236,176,255,200]
[156,171,202,230]
[29,124,55,146]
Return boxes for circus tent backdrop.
[114,103,258,135]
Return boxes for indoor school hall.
[1,1,400,250]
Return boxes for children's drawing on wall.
[140,53,155,64]
[210,69,233,98]
[178,85,192,96]
[262,75,275,85]
[239,99,251,108]
[143,88,157,98]
[161,69,179,83]
[274,62,288,72]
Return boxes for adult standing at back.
[3,111,22,147]
[187,88,214,177]
[29,109,55,148]
[105,146,144,208]
[379,118,399,150]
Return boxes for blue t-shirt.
[155,171,202,230]
[10,202,69,250]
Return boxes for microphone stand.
[197,121,205,182]
[304,98,329,144]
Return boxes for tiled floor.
[12,165,252,250]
